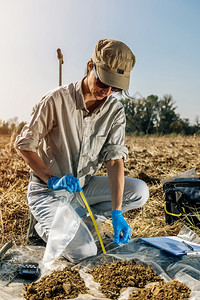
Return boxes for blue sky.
[0,0,199,124]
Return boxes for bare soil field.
[0,133,199,299]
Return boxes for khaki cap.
[92,39,135,91]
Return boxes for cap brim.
[96,65,130,91]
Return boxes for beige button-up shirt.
[15,80,128,187]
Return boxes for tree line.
[0,118,26,135]
[0,94,199,135]
[120,94,200,135]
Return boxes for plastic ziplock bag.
[42,201,97,269]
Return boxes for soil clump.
[129,280,191,299]
[89,260,162,299]
[24,266,87,300]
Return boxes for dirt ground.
[24,260,191,300]
[0,133,199,299]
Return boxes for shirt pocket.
[91,136,107,158]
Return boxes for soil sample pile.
[24,266,87,300]
[89,260,163,299]
[129,280,191,299]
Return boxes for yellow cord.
[164,202,199,217]
[164,201,182,217]
[79,191,106,254]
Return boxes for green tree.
[141,95,159,134]
[170,119,191,135]
[121,95,160,135]
[189,115,200,135]
[120,98,137,133]
[133,98,145,134]
[157,95,179,134]
[0,121,9,134]
[121,93,197,136]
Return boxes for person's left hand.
[111,210,131,244]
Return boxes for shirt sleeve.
[15,95,56,152]
[100,104,128,162]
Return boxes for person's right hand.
[47,175,82,193]
[111,210,131,244]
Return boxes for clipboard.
[139,236,200,256]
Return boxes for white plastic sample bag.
[42,201,97,268]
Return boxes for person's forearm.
[16,149,54,183]
[107,158,124,210]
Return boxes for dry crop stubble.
[0,134,199,300]
[100,135,200,238]
[0,133,29,244]
[0,134,200,245]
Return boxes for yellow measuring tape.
[79,191,106,254]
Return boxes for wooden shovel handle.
[0,241,13,262]
[57,48,64,64]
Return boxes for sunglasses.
[93,65,122,93]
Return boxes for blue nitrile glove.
[111,210,131,244]
[47,175,82,194]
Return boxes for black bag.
[163,179,200,227]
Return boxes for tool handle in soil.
[57,48,64,63]
[0,241,13,262]
[79,191,106,254]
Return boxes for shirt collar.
[74,79,86,110]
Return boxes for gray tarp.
[0,225,200,300]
